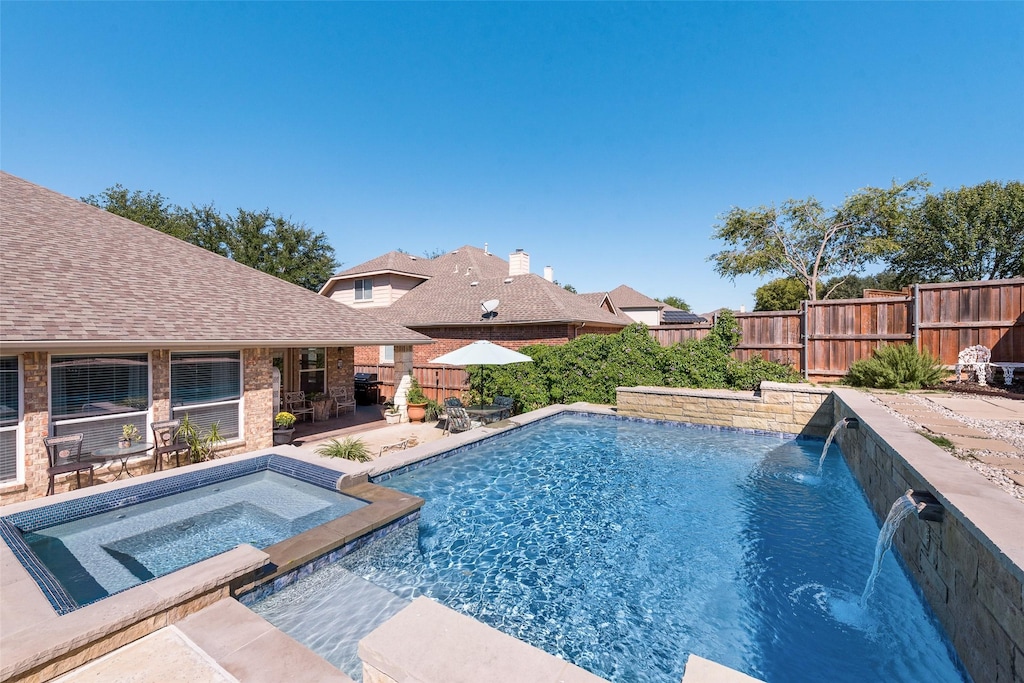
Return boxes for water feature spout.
[859,490,921,608]
[909,490,944,523]
[817,417,859,475]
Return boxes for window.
[299,348,326,395]
[0,357,20,484]
[51,354,150,454]
[354,278,373,301]
[172,352,242,440]
[380,346,394,364]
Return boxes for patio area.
[289,404,450,457]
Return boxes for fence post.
[800,300,809,380]
[912,283,920,351]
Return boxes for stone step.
[920,422,990,438]
[973,455,1024,469]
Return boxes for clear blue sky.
[3,2,1022,313]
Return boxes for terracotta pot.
[407,402,427,423]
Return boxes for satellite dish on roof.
[481,299,499,314]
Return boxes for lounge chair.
[444,405,475,435]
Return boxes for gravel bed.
[868,391,1024,503]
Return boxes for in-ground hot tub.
[0,454,367,614]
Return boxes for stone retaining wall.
[832,389,1024,683]
[616,382,834,437]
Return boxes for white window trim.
[354,278,374,301]
[48,350,153,450]
[170,351,244,443]
[380,345,395,364]
[0,355,24,486]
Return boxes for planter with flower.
[405,378,429,423]
[119,424,141,448]
[273,411,296,445]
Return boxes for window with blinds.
[0,357,19,483]
[171,351,242,440]
[50,354,150,454]
[354,278,373,300]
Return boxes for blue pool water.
[258,413,967,682]
[23,470,366,607]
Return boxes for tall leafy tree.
[655,296,691,311]
[753,278,810,311]
[709,178,927,301]
[84,185,338,291]
[886,181,1023,282]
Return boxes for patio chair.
[285,391,315,422]
[329,387,356,418]
[43,433,92,495]
[444,405,476,435]
[494,396,514,420]
[151,419,191,471]
[444,397,464,409]
[956,345,993,385]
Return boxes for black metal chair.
[151,419,191,471]
[43,433,92,495]
[493,396,514,420]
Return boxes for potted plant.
[120,424,141,448]
[384,405,401,424]
[405,378,428,423]
[273,411,296,445]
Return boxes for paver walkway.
[870,390,1024,501]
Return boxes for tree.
[819,271,907,300]
[84,185,338,291]
[562,283,578,294]
[655,296,691,311]
[709,178,928,301]
[886,181,1023,282]
[753,278,809,311]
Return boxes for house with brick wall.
[0,172,431,502]
[318,246,630,368]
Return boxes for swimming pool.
[1,455,365,613]
[256,413,967,682]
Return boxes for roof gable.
[608,284,664,309]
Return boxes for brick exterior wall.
[353,323,623,366]
[0,346,327,505]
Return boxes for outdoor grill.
[353,372,382,405]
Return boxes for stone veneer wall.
[832,389,1023,683]
[616,382,834,437]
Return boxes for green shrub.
[843,344,948,389]
[314,437,371,462]
[727,356,803,390]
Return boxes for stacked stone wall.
[833,390,1023,683]
[616,382,834,437]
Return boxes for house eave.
[0,337,435,353]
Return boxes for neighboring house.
[0,172,430,502]
[580,285,706,326]
[320,246,630,365]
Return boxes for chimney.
[543,266,554,282]
[509,249,530,276]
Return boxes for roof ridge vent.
[504,277,513,284]
[470,281,479,286]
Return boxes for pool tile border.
[0,454,350,615]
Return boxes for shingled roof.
[363,273,629,328]
[323,244,511,289]
[0,172,431,351]
[606,284,664,309]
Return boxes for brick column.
[1,352,50,504]
[151,350,171,422]
[393,345,414,423]
[243,348,274,450]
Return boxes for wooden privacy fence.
[650,278,1024,382]
[355,364,471,403]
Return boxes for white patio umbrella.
[430,340,533,403]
